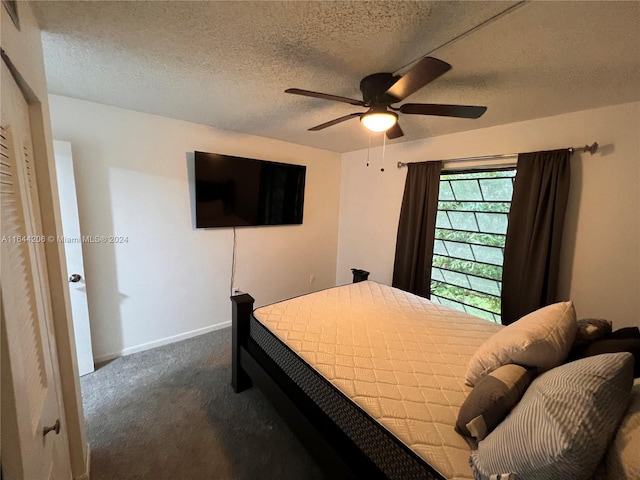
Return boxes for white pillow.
[465,301,576,386]
[605,380,640,478]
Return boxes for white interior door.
[1,62,72,479]
[53,140,94,376]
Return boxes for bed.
[231,280,639,479]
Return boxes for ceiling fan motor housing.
[359,73,399,106]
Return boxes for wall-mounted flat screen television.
[194,151,306,228]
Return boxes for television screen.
[194,151,306,228]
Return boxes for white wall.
[337,102,640,329]
[49,95,342,361]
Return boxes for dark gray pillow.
[608,326,640,340]
[581,338,640,377]
[470,353,634,480]
[456,364,536,448]
[573,318,612,347]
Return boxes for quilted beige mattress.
[253,281,503,480]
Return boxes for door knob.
[43,419,61,437]
[69,274,82,283]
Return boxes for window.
[430,168,516,323]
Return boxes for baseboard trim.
[74,443,91,480]
[93,322,231,364]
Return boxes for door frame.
[1,46,89,479]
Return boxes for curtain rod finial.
[586,142,599,155]
[570,142,599,155]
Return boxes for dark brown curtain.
[501,149,571,325]
[392,161,442,297]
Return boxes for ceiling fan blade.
[285,88,365,107]
[386,122,404,140]
[399,103,487,119]
[385,57,451,102]
[308,112,363,131]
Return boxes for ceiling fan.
[285,57,487,139]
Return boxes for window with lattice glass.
[430,168,516,323]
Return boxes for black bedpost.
[351,269,370,283]
[231,293,254,393]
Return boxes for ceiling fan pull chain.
[381,135,385,172]
[366,133,371,167]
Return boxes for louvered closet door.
[1,63,71,479]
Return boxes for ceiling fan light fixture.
[360,110,398,133]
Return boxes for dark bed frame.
[231,287,445,480]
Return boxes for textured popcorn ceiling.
[33,1,640,153]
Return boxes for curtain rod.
[396,142,599,169]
